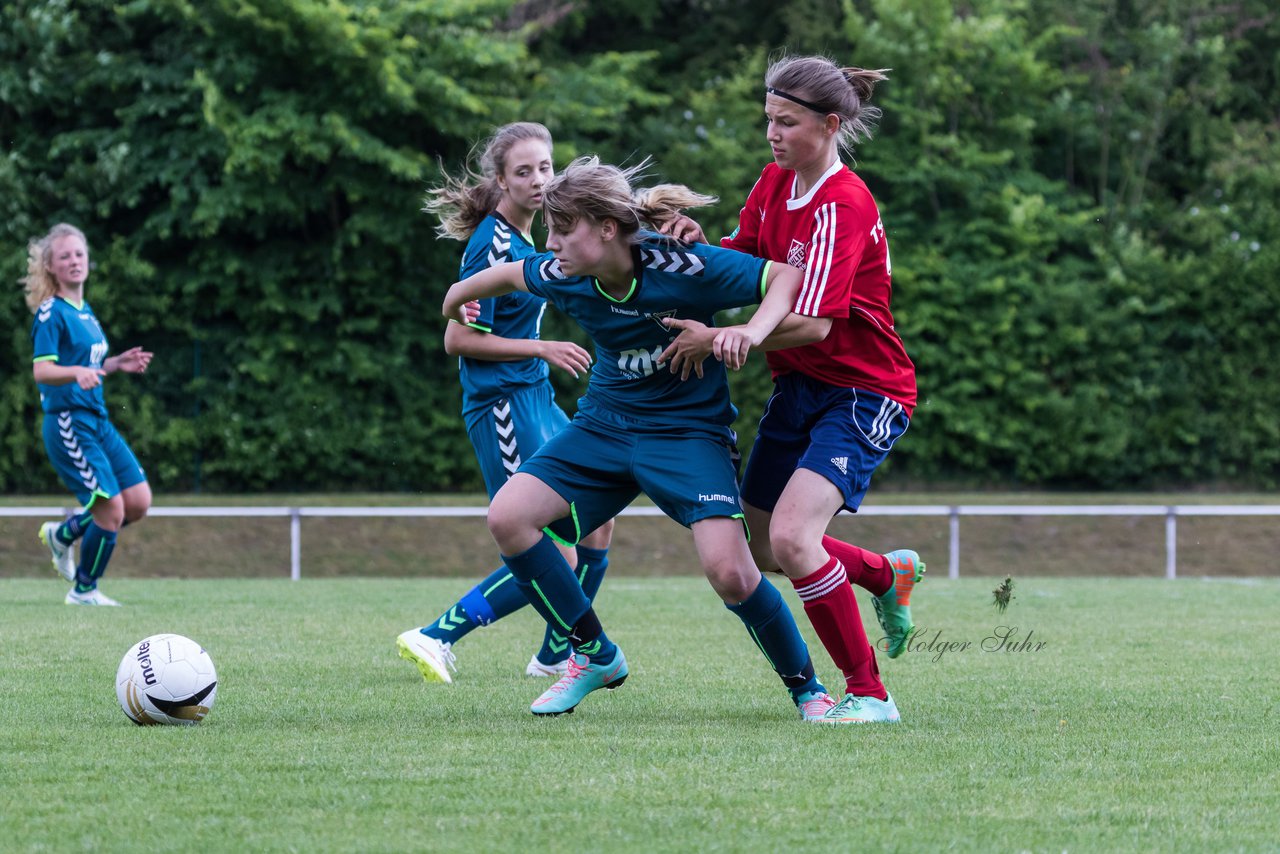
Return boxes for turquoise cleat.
[822,692,901,724]
[796,691,837,723]
[873,549,925,659]
[531,649,628,716]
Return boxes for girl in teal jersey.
[440,157,855,722]
[397,123,616,683]
[24,223,153,606]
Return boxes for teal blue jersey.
[521,233,768,440]
[30,296,110,417]
[457,213,550,424]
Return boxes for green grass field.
[2,576,1278,852]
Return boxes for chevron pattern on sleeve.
[537,258,566,281]
[487,221,513,266]
[639,247,705,276]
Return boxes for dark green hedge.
[3,0,1277,492]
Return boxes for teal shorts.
[518,408,744,546]
[42,410,146,507]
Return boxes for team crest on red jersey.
[786,238,807,270]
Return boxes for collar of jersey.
[491,210,534,246]
[58,295,85,311]
[786,159,844,210]
[591,243,644,303]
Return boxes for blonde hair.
[541,156,716,241]
[766,55,889,154]
[22,223,87,312]
[423,122,554,240]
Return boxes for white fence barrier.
[4,504,1278,580]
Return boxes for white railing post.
[290,508,301,581]
[949,506,960,579]
[1165,506,1177,580]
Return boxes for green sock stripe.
[529,579,573,631]
[87,537,110,580]
[576,563,589,585]
[747,626,776,670]
[578,639,602,656]
[482,572,515,598]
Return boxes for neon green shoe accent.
[874,549,925,659]
[39,522,75,582]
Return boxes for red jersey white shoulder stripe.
[797,202,836,316]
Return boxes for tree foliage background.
[2,0,1277,493]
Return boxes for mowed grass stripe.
[1,577,1277,852]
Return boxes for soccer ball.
[116,634,218,726]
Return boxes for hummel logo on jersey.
[610,306,640,317]
[787,239,807,270]
[538,258,565,280]
[830,457,848,475]
[640,247,704,276]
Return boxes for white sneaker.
[396,629,455,684]
[39,522,76,582]
[65,587,121,606]
[525,654,570,677]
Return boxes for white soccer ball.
[116,634,218,726]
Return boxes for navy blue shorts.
[42,410,146,508]
[741,374,909,514]
[518,409,744,546]
[466,382,571,500]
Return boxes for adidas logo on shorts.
[830,456,848,475]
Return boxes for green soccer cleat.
[396,629,456,684]
[874,549,925,659]
[822,692,901,724]
[530,650,628,716]
[796,690,837,723]
[39,522,76,582]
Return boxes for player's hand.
[658,214,707,245]
[111,346,154,374]
[658,317,715,380]
[711,325,761,371]
[538,340,592,379]
[462,300,481,324]
[72,366,107,390]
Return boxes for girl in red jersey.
[662,55,924,724]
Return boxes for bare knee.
[580,518,614,550]
[121,483,151,524]
[701,554,757,603]
[124,499,149,524]
[768,524,812,577]
[486,499,541,555]
[92,499,126,532]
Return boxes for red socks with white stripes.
[790,556,886,699]
[822,535,893,597]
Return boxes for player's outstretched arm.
[444,324,592,379]
[712,263,802,368]
[442,261,527,323]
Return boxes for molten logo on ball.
[116,634,218,726]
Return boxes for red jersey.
[722,161,917,412]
